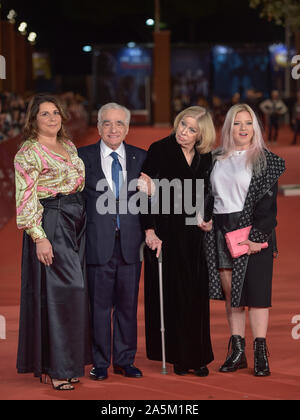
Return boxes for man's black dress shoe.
[90,367,108,381]
[194,366,209,377]
[113,364,143,378]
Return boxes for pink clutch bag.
[225,226,268,258]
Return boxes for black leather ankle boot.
[219,335,248,373]
[253,338,270,377]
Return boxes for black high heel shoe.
[68,378,80,384]
[40,374,75,390]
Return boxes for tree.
[249,0,300,57]
[250,0,300,94]
[249,0,300,29]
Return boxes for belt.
[40,192,84,208]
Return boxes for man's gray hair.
[97,103,131,126]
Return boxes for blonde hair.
[219,103,267,175]
[173,106,216,154]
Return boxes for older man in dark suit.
[78,103,147,380]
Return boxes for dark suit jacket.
[78,140,147,265]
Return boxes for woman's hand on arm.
[145,229,162,258]
[137,172,156,197]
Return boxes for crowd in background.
[1,88,300,144]
[0,91,89,143]
[0,92,26,141]
[59,91,89,124]
[173,88,290,127]
[173,88,300,144]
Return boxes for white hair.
[97,103,131,126]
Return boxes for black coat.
[206,149,285,307]
[141,134,214,368]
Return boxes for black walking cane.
[140,242,168,375]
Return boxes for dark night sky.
[2,0,285,75]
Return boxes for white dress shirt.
[211,151,252,214]
[100,140,126,191]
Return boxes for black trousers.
[87,233,142,368]
[292,120,300,144]
[268,115,279,142]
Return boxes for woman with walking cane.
[138,106,215,376]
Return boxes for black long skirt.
[144,224,214,370]
[17,192,92,379]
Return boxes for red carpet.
[1,125,300,400]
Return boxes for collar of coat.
[250,149,285,201]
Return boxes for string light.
[28,32,37,44]
[6,8,37,44]
[18,22,27,34]
[7,9,17,24]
